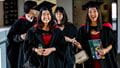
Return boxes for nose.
[44,14,49,18]
[91,12,95,17]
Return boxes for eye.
[93,10,97,13]
[42,13,46,16]
[88,11,92,14]
[47,13,50,16]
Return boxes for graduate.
[7,1,37,68]
[76,1,118,68]
[54,6,81,68]
[22,1,66,68]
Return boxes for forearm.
[105,44,112,53]
[65,36,73,43]
[50,47,56,52]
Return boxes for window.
[4,0,18,26]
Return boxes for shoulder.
[30,24,40,33]
[53,28,61,32]
[66,22,73,25]
[77,24,87,33]
[78,24,86,30]
[65,22,77,29]
[102,22,112,30]
[14,16,27,25]
[27,24,38,34]
[103,22,112,28]
[10,17,25,28]
[53,25,59,29]
[80,24,86,27]
[18,16,27,21]
[65,22,74,27]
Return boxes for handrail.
[0,27,10,45]
[0,38,6,45]
[0,27,10,32]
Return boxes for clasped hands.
[33,47,56,56]
[97,48,109,56]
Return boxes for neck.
[90,21,97,26]
[57,20,61,24]
[42,24,49,31]
[57,20,63,26]
[58,25,64,31]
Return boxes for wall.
[0,0,23,26]
[18,0,25,16]
[73,0,88,28]
[56,0,73,23]
[0,1,4,27]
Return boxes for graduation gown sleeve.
[101,25,118,68]
[7,19,25,43]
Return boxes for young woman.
[76,1,117,68]
[54,6,81,68]
[23,7,66,68]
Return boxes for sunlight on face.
[88,7,98,22]
[55,11,63,24]
[41,10,51,24]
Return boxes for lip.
[91,16,96,18]
[91,17,96,20]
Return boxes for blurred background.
[0,0,119,68]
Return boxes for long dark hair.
[37,7,54,30]
[54,6,68,25]
[85,7,103,33]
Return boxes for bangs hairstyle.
[54,7,68,25]
[85,7,103,32]
[37,7,54,30]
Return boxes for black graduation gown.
[7,15,36,68]
[22,27,66,68]
[76,23,118,68]
[60,23,77,68]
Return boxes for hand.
[65,36,76,43]
[71,38,77,44]
[91,30,100,35]
[73,41,82,49]
[20,33,26,40]
[33,48,44,56]
[98,48,108,56]
[42,48,56,56]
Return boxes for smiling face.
[88,7,98,22]
[41,10,51,24]
[55,11,63,24]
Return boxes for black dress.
[7,15,36,68]
[76,23,118,68]
[22,26,66,68]
[57,23,77,68]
